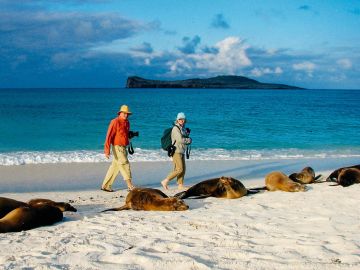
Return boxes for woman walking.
[161,112,192,190]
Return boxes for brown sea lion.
[0,205,63,233]
[102,188,189,212]
[326,164,360,182]
[0,197,27,219]
[174,176,254,199]
[265,171,306,192]
[289,166,322,184]
[1,197,76,221]
[336,168,360,187]
[28,199,77,212]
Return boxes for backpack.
[161,125,180,151]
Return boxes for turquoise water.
[0,88,359,165]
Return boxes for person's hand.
[188,138,192,144]
[105,154,110,159]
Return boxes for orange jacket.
[104,117,130,155]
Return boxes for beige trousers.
[167,153,186,185]
[102,145,132,189]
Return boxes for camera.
[129,131,139,139]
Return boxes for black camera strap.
[186,145,191,159]
[128,142,134,155]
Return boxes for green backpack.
[161,125,180,151]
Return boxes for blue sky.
[1,0,359,89]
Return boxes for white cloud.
[251,66,283,77]
[292,61,316,76]
[144,58,151,65]
[167,36,251,75]
[337,58,352,69]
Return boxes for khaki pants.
[167,153,186,185]
[102,145,132,189]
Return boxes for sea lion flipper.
[101,205,130,212]
[189,194,211,199]
[314,174,322,181]
[248,186,267,191]
[174,191,187,199]
[326,177,337,182]
[247,189,261,194]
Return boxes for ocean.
[0,88,359,166]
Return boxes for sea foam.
[0,148,359,166]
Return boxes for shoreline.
[0,156,358,193]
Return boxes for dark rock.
[126,75,304,89]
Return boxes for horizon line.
[0,87,359,90]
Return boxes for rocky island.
[126,75,304,89]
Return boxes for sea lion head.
[56,202,77,212]
[168,198,189,211]
[219,176,233,186]
[290,182,306,192]
[302,167,315,177]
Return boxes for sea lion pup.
[265,171,306,192]
[28,199,77,212]
[174,176,254,199]
[289,166,322,184]
[326,164,360,182]
[0,205,63,233]
[0,197,27,219]
[336,168,360,187]
[102,188,189,212]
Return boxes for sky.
[0,0,359,89]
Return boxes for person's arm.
[104,120,115,157]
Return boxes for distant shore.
[126,75,304,89]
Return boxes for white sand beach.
[0,158,359,269]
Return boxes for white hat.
[176,112,186,120]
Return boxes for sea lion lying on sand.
[288,166,322,184]
[102,188,189,212]
[0,197,77,233]
[334,168,360,187]
[0,204,63,233]
[326,164,360,182]
[0,197,77,218]
[265,171,306,192]
[174,176,257,199]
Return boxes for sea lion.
[336,168,360,187]
[1,197,76,222]
[174,176,253,199]
[289,166,322,184]
[265,171,306,192]
[0,197,27,219]
[0,205,63,233]
[326,164,360,182]
[28,199,77,212]
[102,188,189,212]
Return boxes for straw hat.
[118,105,132,115]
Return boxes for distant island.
[126,75,304,89]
